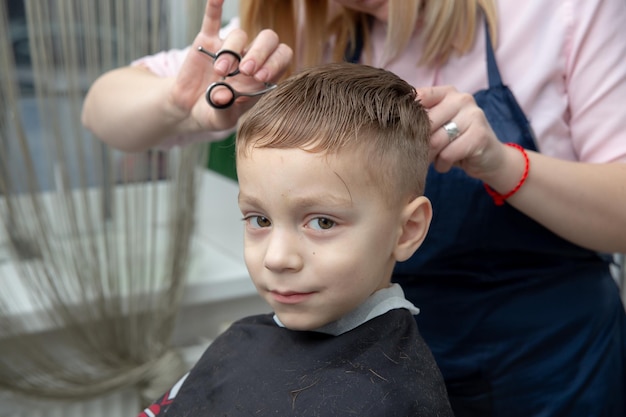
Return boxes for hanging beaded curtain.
[0,0,206,404]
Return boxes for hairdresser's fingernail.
[255,68,269,82]
[214,60,229,74]
[240,60,255,75]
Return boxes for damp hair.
[236,62,431,203]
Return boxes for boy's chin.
[275,312,332,332]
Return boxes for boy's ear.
[394,196,432,262]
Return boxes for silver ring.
[442,121,460,142]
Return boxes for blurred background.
[0,1,273,416]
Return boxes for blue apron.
[386,25,626,417]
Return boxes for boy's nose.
[263,228,303,273]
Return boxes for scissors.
[197,46,277,109]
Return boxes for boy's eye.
[248,216,272,228]
[308,217,335,230]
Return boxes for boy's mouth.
[269,290,316,304]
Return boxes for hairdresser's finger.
[428,110,466,164]
[422,88,473,132]
[252,43,293,83]
[429,121,460,159]
[432,108,498,175]
[430,114,472,171]
[415,86,448,114]
[238,29,280,77]
[419,86,464,159]
[201,0,225,38]
[213,29,249,76]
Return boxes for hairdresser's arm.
[420,85,626,255]
[82,0,292,152]
[419,0,626,254]
[82,66,181,152]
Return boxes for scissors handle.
[205,82,277,109]
[197,46,241,77]
[205,82,236,109]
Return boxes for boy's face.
[237,146,407,331]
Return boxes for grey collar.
[273,283,419,336]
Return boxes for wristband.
[483,143,529,206]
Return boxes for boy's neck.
[273,283,419,335]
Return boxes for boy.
[139,62,453,416]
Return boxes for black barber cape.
[143,309,453,416]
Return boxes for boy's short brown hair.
[237,62,431,202]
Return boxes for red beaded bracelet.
[483,143,529,206]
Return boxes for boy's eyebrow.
[237,192,258,206]
[289,194,353,209]
[238,192,353,208]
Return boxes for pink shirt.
[135,0,626,163]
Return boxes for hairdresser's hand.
[172,0,293,132]
[416,85,524,188]
[82,0,292,152]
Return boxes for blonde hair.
[236,62,431,201]
[239,0,497,74]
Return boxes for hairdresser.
[82,1,626,415]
